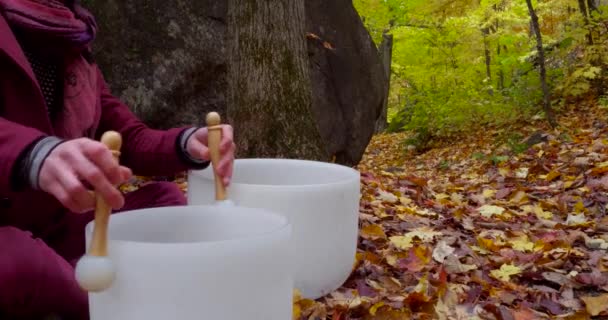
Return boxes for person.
[0,0,235,319]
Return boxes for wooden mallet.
[206,112,234,206]
[74,131,122,292]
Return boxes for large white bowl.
[187,159,361,299]
[84,205,293,320]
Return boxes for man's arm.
[0,117,51,194]
[94,68,210,176]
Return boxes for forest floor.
[123,102,608,319]
[292,101,608,320]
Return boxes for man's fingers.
[222,160,233,187]
[70,151,124,210]
[81,141,125,185]
[119,166,133,181]
[220,125,234,153]
[193,127,208,146]
[50,161,95,213]
[188,138,210,161]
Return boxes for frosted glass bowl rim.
[189,158,361,188]
[84,205,291,247]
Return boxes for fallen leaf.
[360,224,387,240]
[581,294,608,316]
[509,235,536,252]
[432,240,455,263]
[478,205,506,218]
[378,190,399,203]
[491,263,522,282]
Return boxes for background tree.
[226,0,328,160]
[526,0,557,128]
[375,30,394,133]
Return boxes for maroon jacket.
[0,13,205,236]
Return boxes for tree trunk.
[482,28,493,95]
[226,0,328,160]
[587,0,599,13]
[526,0,557,128]
[578,0,594,44]
[375,32,393,133]
[497,43,504,91]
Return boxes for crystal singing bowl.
[83,205,293,320]
[187,158,361,299]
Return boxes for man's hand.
[185,125,235,186]
[38,138,132,213]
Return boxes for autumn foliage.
[292,102,608,319]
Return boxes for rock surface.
[82,0,386,166]
[305,0,386,165]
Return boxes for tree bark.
[578,0,594,44]
[226,0,328,160]
[587,0,599,13]
[375,32,393,133]
[526,0,557,128]
[482,27,493,95]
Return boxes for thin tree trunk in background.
[226,0,327,160]
[482,28,493,95]
[375,32,393,133]
[526,0,557,128]
[497,43,504,91]
[587,0,598,13]
[578,0,594,44]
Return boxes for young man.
[0,0,235,318]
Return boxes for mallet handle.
[89,131,122,257]
[206,112,226,201]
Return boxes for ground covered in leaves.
[292,103,608,319]
[124,104,608,319]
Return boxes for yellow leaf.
[478,205,505,218]
[360,224,386,240]
[545,170,561,182]
[450,193,464,204]
[482,189,496,198]
[574,201,586,213]
[581,294,608,316]
[471,245,491,255]
[499,167,510,176]
[434,193,450,200]
[510,236,535,252]
[407,227,442,242]
[369,302,385,315]
[400,197,412,205]
[510,190,529,204]
[390,236,413,251]
[490,263,522,282]
[537,150,544,158]
[292,303,301,319]
[349,296,364,309]
[385,254,399,267]
[533,204,553,219]
[415,207,438,217]
[389,227,442,251]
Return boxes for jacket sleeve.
[0,117,48,194]
[94,68,209,176]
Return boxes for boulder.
[82,0,386,166]
[305,0,386,165]
[81,0,227,128]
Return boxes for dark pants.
[0,182,187,320]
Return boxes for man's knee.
[0,227,88,319]
[122,181,187,211]
[144,181,187,206]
